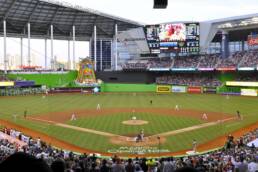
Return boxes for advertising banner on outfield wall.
[226,81,258,87]
[203,87,217,93]
[156,85,171,93]
[15,81,35,87]
[241,89,257,96]
[172,86,187,93]
[0,81,14,87]
[188,86,202,93]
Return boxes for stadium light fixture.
[240,21,248,26]
[153,0,168,9]
[252,17,258,22]
[218,23,232,29]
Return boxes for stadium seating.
[173,56,200,68]
[122,49,258,70]
[198,54,220,68]
[156,74,222,87]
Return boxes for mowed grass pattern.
[0,93,258,153]
[68,112,203,135]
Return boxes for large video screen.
[159,23,186,42]
[145,23,200,55]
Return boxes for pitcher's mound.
[122,120,148,125]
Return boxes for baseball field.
[0,93,257,156]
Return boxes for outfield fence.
[100,83,258,97]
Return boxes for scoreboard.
[145,25,160,54]
[145,23,200,55]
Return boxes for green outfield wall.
[8,71,77,88]
[217,73,235,83]
[216,86,241,94]
[101,83,157,92]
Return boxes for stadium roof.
[0,0,143,41]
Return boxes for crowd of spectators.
[198,54,220,68]
[122,60,150,71]
[216,52,243,68]
[148,59,173,68]
[0,126,257,172]
[172,56,200,68]
[0,73,9,81]
[156,74,222,87]
[238,50,258,68]
[235,73,258,82]
[122,49,258,70]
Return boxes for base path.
[156,117,236,137]
[28,117,118,137]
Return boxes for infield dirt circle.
[122,120,149,125]
[110,135,166,146]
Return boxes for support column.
[68,40,70,70]
[110,40,113,70]
[100,39,103,71]
[89,38,92,59]
[221,30,229,58]
[115,24,118,71]
[28,23,31,66]
[45,39,47,69]
[72,25,75,70]
[50,25,54,70]
[94,25,97,71]
[241,40,245,51]
[20,38,23,68]
[3,20,7,73]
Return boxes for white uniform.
[192,140,197,152]
[97,104,101,110]
[202,113,208,120]
[37,138,41,148]
[70,113,76,121]
[175,105,179,111]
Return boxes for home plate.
[186,151,199,155]
[126,137,137,142]
[125,137,149,142]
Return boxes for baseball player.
[175,104,179,111]
[97,103,101,110]
[70,113,76,121]
[202,113,208,120]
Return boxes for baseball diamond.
[0,93,257,156]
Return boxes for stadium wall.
[101,83,156,92]
[96,71,156,84]
[7,71,77,88]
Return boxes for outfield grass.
[0,93,257,154]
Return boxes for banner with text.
[0,81,14,87]
[188,86,202,93]
[241,89,257,97]
[172,86,187,93]
[203,87,217,93]
[156,85,171,93]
